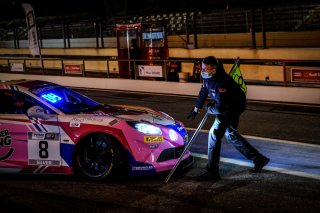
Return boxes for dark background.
[0,0,306,21]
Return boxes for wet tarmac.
[0,88,319,213]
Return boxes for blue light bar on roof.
[41,92,62,103]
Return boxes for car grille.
[157,145,185,162]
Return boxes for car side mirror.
[27,105,50,120]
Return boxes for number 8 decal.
[39,141,49,158]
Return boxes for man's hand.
[187,107,199,120]
[206,102,215,111]
[206,102,218,114]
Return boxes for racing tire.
[73,133,126,181]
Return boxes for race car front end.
[114,119,193,176]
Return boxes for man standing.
[187,56,270,180]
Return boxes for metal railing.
[1,56,320,88]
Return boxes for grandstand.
[0,1,320,48]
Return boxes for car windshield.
[29,85,103,114]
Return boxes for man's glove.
[206,102,218,114]
[187,107,199,120]
[206,102,215,110]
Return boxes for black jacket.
[195,66,246,115]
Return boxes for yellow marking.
[144,136,164,143]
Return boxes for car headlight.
[128,121,162,135]
[169,129,178,141]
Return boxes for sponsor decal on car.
[0,129,14,161]
[144,136,164,143]
[32,132,46,139]
[70,121,81,128]
[69,117,84,127]
[27,132,61,166]
[45,133,56,140]
[132,165,153,171]
[69,116,108,128]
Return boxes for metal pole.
[250,8,256,49]
[126,29,132,79]
[229,57,240,75]
[261,7,267,49]
[193,11,198,49]
[164,111,209,183]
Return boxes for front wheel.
[73,133,124,181]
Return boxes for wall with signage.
[291,68,320,83]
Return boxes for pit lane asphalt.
[0,88,319,213]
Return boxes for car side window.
[0,90,56,115]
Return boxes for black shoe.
[196,171,221,181]
[252,156,270,173]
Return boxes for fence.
[1,56,320,87]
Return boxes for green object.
[229,57,247,95]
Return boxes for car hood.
[87,104,176,126]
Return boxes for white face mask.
[201,71,213,79]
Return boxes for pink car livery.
[0,80,193,180]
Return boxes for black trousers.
[207,112,262,172]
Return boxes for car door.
[0,89,61,174]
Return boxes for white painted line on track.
[243,135,320,148]
[192,152,320,180]
[185,127,320,148]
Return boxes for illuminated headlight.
[129,122,162,135]
[169,129,178,141]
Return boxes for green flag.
[229,58,247,95]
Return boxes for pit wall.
[1,47,320,82]
[0,73,319,105]
[1,31,320,83]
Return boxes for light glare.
[135,123,162,135]
[169,129,178,141]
